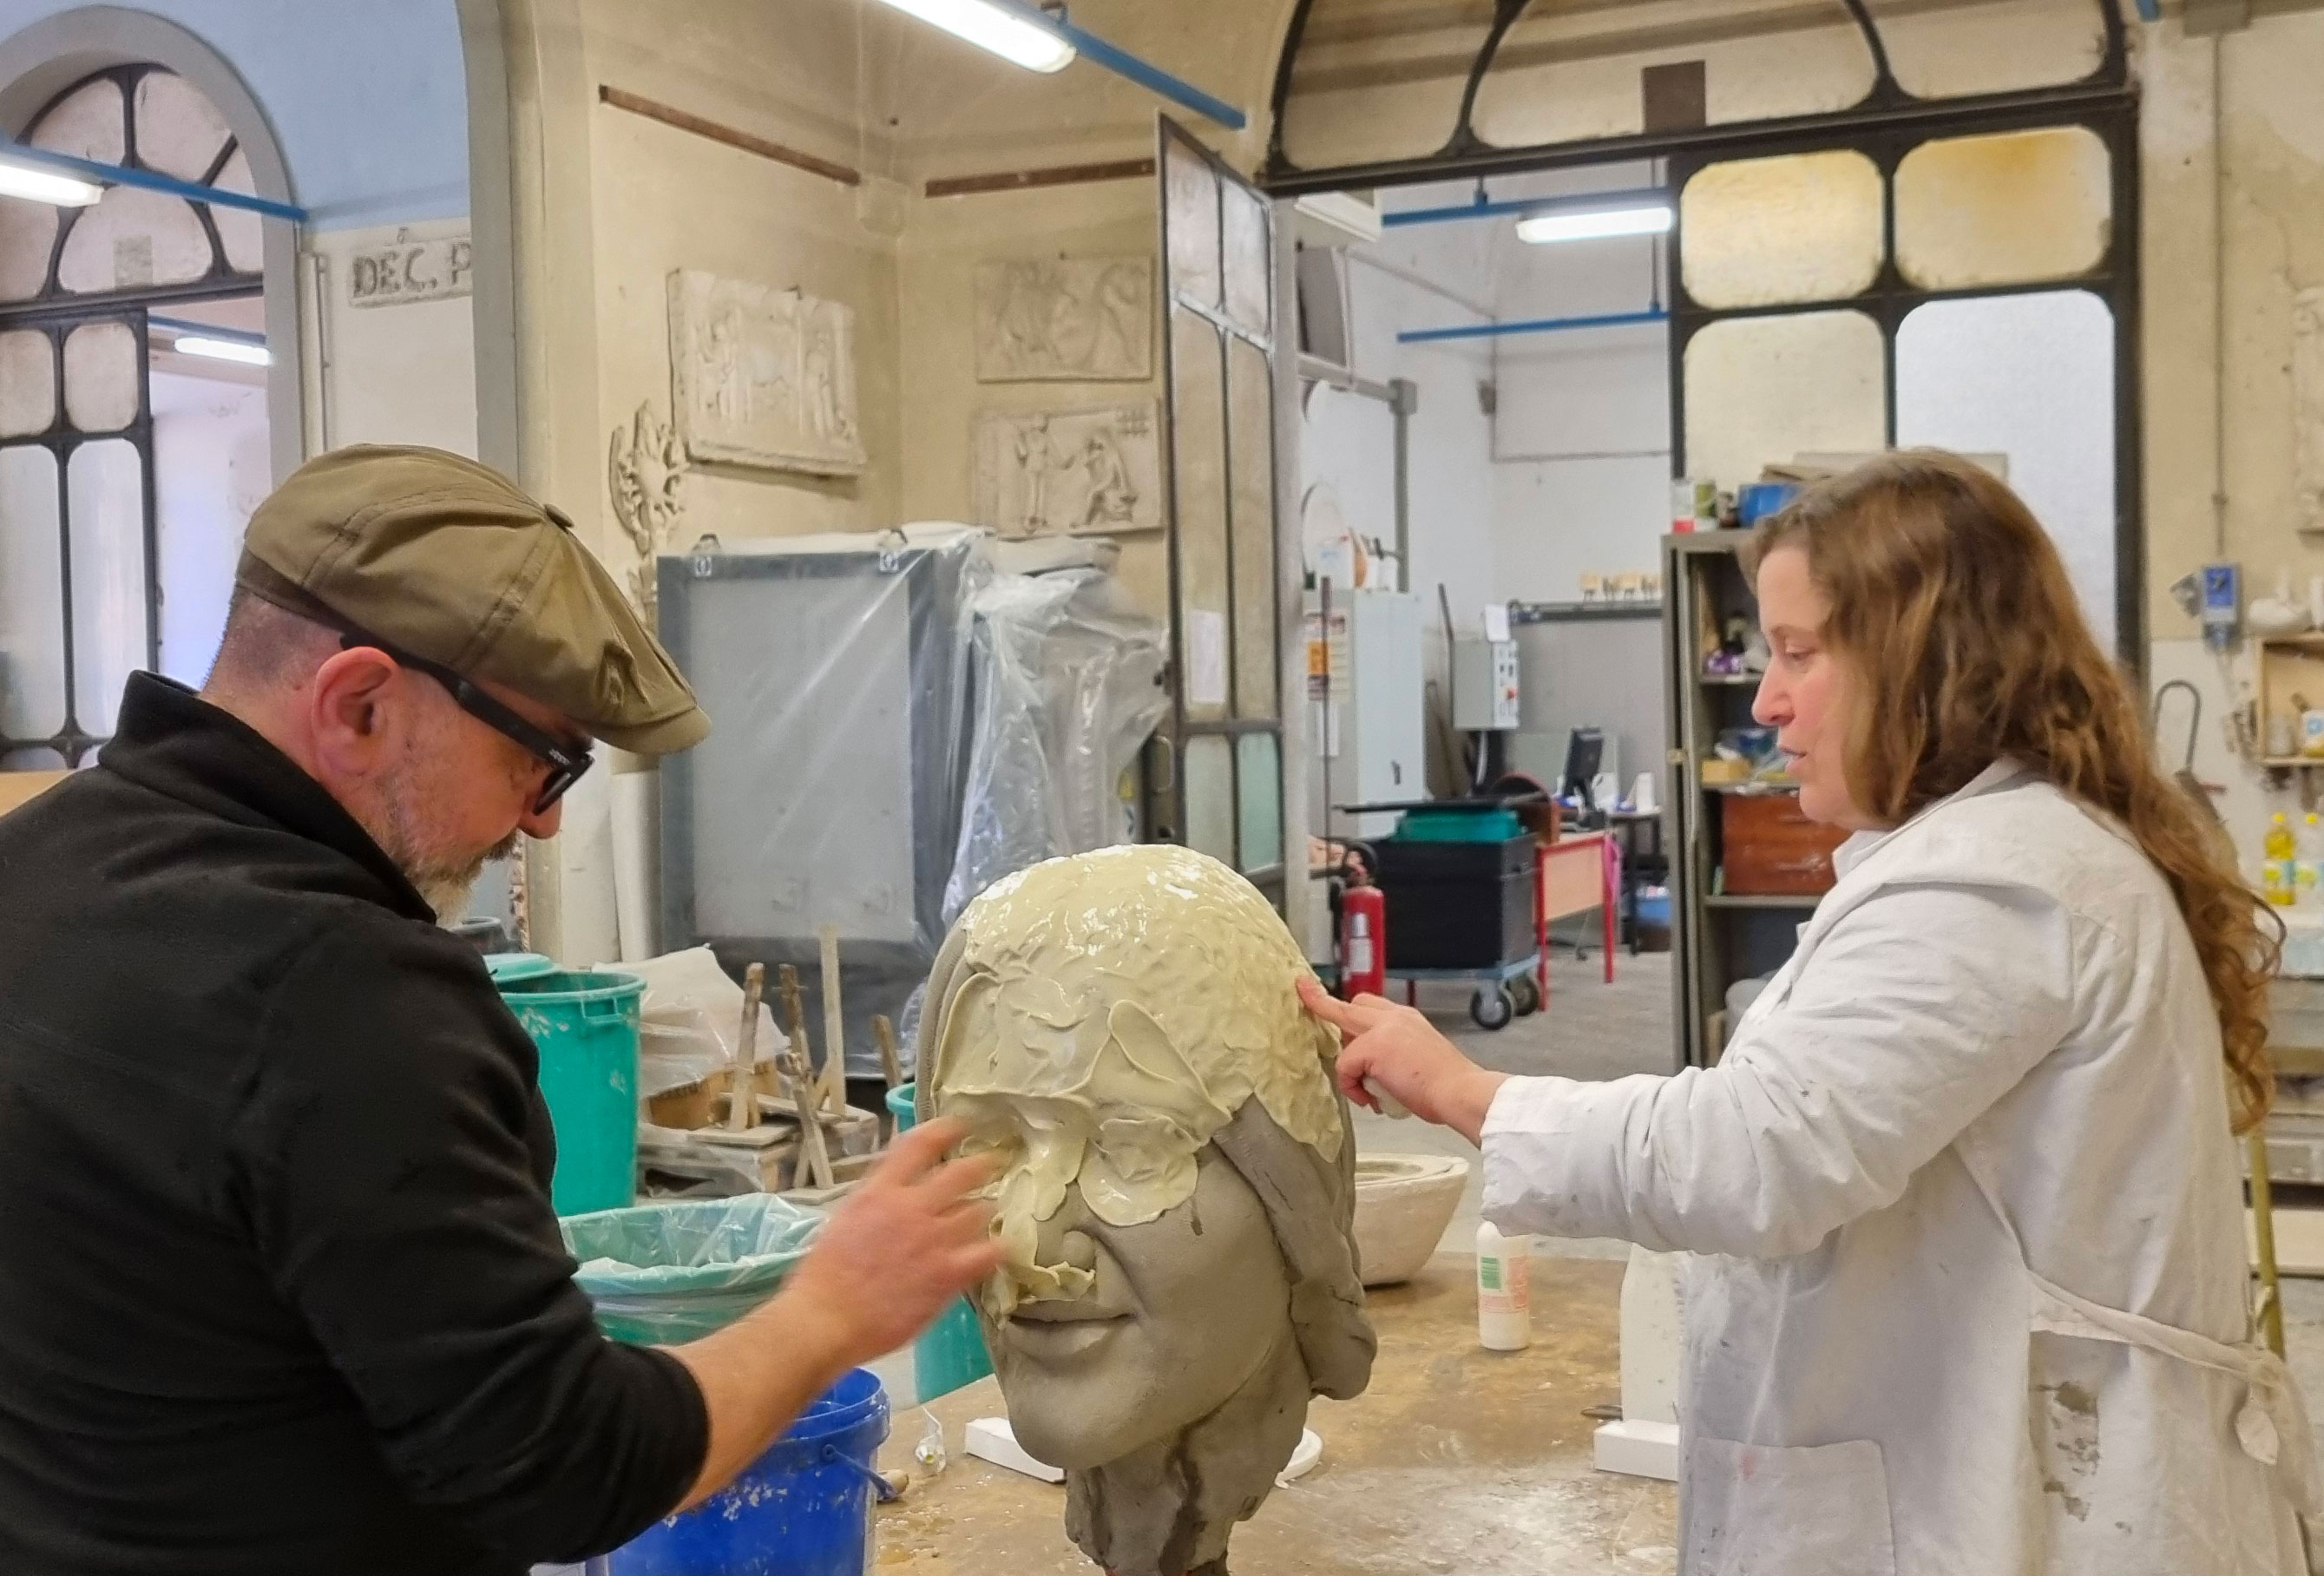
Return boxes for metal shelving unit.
[1664,533,1822,1068]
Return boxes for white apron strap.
[1958,1145,2321,1516]
[2026,1269,2321,1515]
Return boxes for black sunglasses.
[338,632,594,814]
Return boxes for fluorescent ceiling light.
[0,153,102,207]
[1516,203,1673,245]
[870,0,1075,72]
[168,334,270,367]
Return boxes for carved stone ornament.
[667,269,866,476]
[607,400,688,614]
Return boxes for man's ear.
[305,647,404,777]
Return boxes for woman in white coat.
[1303,450,2311,1575]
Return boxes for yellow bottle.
[2267,813,2298,905]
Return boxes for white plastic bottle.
[1477,1221,1533,1351]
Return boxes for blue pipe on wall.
[983,0,1246,131]
[1382,187,1670,229]
[1397,307,1669,345]
[0,141,306,223]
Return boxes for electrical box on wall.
[1454,639,1521,730]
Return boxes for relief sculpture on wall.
[607,400,687,615]
[667,268,865,476]
[2297,286,2324,534]
[974,402,1162,540]
[974,257,1153,383]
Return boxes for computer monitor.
[1563,727,1605,818]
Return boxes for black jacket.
[0,674,706,1574]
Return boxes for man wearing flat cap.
[0,448,1001,1575]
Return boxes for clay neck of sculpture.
[1065,1331,1310,1576]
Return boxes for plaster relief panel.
[667,269,865,476]
[974,402,1162,540]
[2299,287,2324,535]
[974,257,1153,383]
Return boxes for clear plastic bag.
[942,565,1168,928]
[561,1194,825,1344]
[616,945,782,1099]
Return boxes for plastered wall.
[896,178,1169,617]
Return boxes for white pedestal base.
[1594,1417,1680,1481]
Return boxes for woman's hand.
[1298,977,1509,1145]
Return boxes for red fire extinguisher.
[1340,880,1387,1000]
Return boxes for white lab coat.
[1482,762,2316,1575]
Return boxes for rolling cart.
[1343,795,1549,1032]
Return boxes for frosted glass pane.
[1474,0,1874,149]
[1683,311,1886,493]
[1894,127,2110,290]
[1222,182,1271,338]
[0,447,67,739]
[58,187,215,293]
[1165,143,1220,312]
[1276,0,1495,171]
[1682,150,1883,308]
[133,70,233,182]
[152,371,267,685]
[68,438,147,735]
[1184,733,1236,864]
[0,202,57,302]
[63,321,141,433]
[1896,291,2117,653]
[1172,309,1231,724]
[212,148,263,276]
[1,749,66,770]
[1227,335,1277,721]
[0,332,55,437]
[1881,0,2106,99]
[1237,732,1283,874]
[29,76,124,163]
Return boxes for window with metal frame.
[0,64,262,767]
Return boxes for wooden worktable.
[873,1254,1677,1575]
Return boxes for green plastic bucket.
[497,969,644,1215]
[888,1082,994,1402]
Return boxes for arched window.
[0,63,266,767]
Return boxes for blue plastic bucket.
[614,1369,891,1575]
[887,1083,994,1403]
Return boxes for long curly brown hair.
[1748,450,2279,1132]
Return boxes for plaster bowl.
[1352,1153,1471,1287]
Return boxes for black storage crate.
[1372,835,1537,970]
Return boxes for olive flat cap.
[236,445,707,755]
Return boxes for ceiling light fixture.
[1515,203,1673,245]
[0,153,102,207]
[169,335,271,367]
[870,0,1074,72]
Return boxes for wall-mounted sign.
[347,236,473,307]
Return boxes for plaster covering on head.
[924,844,1343,1314]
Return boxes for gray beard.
[395,825,521,923]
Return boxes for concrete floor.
[1352,948,1677,1267]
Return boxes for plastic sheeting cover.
[941,567,1169,926]
[562,1193,825,1345]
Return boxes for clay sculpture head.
[917,844,1375,1576]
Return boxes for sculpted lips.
[1004,1298,1132,1360]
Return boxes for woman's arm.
[1310,879,2078,1258]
